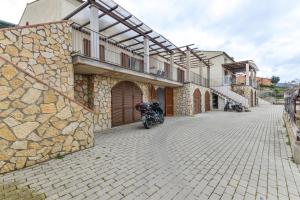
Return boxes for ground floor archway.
[193,89,201,114]
[111,81,142,127]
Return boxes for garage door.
[193,89,201,114]
[205,91,211,112]
[112,81,142,127]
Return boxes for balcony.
[71,25,183,87]
[190,71,209,87]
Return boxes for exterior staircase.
[210,86,249,108]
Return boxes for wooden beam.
[116,30,152,44]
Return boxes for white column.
[144,37,150,73]
[245,63,250,86]
[170,54,174,80]
[200,62,203,85]
[186,50,191,82]
[254,71,257,88]
[90,4,100,59]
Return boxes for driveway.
[1,101,300,200]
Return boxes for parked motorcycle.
[224,100,243,112]
[135,102,164,129]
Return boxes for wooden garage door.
[112,81,142,127]
[165,87,174,116]
[193,89,201,114]
[205,91,211,112]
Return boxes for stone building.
[200,51,259,109]
[0,0,212,173]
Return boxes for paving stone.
[1,102,300,199]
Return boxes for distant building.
[256,77,272,86]
[0,19,15,28]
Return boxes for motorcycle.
[224,100,243,112]
[135,102,164,129]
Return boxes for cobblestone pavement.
[1,101,300,200]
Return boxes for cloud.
[117,0,300,82]
[1,0,300,82]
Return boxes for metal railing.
[190,71,208,87]
[284,89,300,140]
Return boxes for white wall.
[19,0,81,25]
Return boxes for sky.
[1,0,300,82]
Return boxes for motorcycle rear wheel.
[159,115,164,123]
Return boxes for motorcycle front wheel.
[159,114,164,124]
[143,119,151,129]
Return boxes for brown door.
[193,89,201,114]
[164,62,171,79]
[205,91,210,112]
[112,81,142,127]
[83,39,91,57]
[121,53,130,68]
[165,87,174,116]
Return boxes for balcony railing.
[71,24,181,83]
[190,71,209,87]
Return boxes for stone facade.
[0,57,94,174]
[74,74,151,132]
[0,21,74,98]
[232,85,257,107]
[174,83,211,116]
[74,74,94,109]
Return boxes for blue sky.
[1,0,300,82]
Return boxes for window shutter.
[83,39,91,57]
[99,45,105,62]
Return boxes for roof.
[64,0,211,67]
[223,60,259,72]
[0,19,15,29]
[200,50,234,62]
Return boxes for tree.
[271,76,280,84]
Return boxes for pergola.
[63,0,211,69]
[223,60,259,86]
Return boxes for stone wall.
[0,57,94,174]
[82,75,151,132]
[174,83,211,116]
[74,74,94,109]
[0,21,74,98]
[232,85,257,107]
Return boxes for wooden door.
[121,53,130,68]
[83,39,91,57]
[164,62,171,79]
[193,89,201,114]
[112,81,142,127]
[205,91,210,112]
[165,87,174,116]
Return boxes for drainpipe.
[170,53,174,80]
[186,49,191,82]
[143,37,150,73]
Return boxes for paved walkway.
[1,101,300,200]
